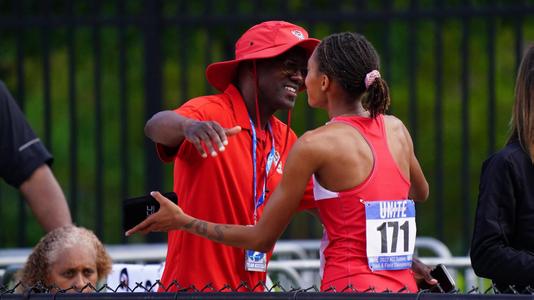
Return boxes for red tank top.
[314,114,417,292]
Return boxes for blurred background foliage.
[0,0,533,256]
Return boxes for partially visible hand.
[125,191,189,236]
[183,120,241,158]
[412,257,438,288]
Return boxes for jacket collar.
[225,84,275,133]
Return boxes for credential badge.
[274,151,283,174]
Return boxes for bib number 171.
[376,220,409,253]
[363,199,416,271]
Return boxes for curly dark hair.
[16,225,112,291]
[315,32,390,118]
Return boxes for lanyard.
[249,117,275,224]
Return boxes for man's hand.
[412,257,438,288]
[183,120,241,158]
[125,191,190,236]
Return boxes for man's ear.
[235,61,254,88]
[237,61,253,76]
[321,74,330,92]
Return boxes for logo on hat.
[291,30,305,40]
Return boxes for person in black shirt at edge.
[470,44,534,292]
[0,80,72,232]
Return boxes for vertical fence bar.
[382,0,393,112]
[434,0,444,241]
[118,0,129,244]
[0,5,5,245]
[143,0,163,191]
[354,1,367,33]
[143,0,163,243]
[67,1,79,223]
[92,0,103,239]
[177,2,189,104]
[487,1,496,156]
[514,0,525,75]
[203,0,214,95]
[460,1,471,253]
[41,0,52,150]
[15,0,27,247]
[408,0,418,146]
[278,0,288,13]
[253,0,262,16]
[514,1,524,72]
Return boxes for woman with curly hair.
[17,225,112,293]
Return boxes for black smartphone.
[122,192,178,232]
[423,264,456,293]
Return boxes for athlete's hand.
[183,119,241,158]
[125,191,189,236]
[412,257,438,288]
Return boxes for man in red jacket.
[143,21,319,291]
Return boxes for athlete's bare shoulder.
[384,114,411,140]
[291,124,344,159]
[384,115,416,166]
[279,126,333,174]
[383,114,405,131]
[297,125,332,148]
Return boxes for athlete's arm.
[144,110,240,158]
[126,132,323,252]
[402,124,429,202]
[409,154,429,202]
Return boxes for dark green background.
[0,0,533,256]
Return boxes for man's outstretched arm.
[20,164,72,231]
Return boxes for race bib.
[363,199,416,271]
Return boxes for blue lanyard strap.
[249,117,276,223]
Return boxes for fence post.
[142,0,164,243]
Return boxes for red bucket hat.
[206,21,320,92]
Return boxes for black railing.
[0,0,534,253]
[4,281,534,299]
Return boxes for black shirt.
[0,81,52,188]
[470,141,534,291]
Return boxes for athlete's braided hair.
[315,32,390,118]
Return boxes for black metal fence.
[1,0,534,252]
[3,280,534,297]
[5,282,534,300]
